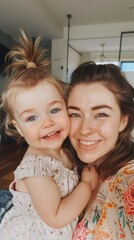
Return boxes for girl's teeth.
[47,132,57,137]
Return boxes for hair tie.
[27,61,36,69]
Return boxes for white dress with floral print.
[72,160,134,240]
[0,155,79,240]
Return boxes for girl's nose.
[42,117,54,129]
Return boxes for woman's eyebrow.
[67,106,80,111]
[91,105,113,110]
[67,105,113,111]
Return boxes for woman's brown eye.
[96,113,108,118]
[69,113,79,118]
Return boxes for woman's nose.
[80,118,94,136]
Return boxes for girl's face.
[12,81,70,153]
[68,83,128,164]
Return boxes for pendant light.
[98,43,109,62]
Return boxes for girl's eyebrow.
[48,100,63,106]
[20,101,64,116]
[68,105,113,111]
[19,108,34,117]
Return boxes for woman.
[67,62,134,239]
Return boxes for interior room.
[0,0,134,190]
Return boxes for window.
[121,61,134,72]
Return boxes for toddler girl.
[0,30,98,240]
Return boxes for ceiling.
[0,0,134,55]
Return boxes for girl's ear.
[119,115,128,132]
[12,120,24,137]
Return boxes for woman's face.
[68,83,128,164]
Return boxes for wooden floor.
[0,141,27,189]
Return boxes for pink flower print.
[124,180,134,215]
[72,219,87,240]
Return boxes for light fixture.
[98,43,109,63]
[66,14,72,82]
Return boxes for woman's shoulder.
[109,159,134,187]
[106,160,134,210]
[107,160,134,232]
[115,159,134,178]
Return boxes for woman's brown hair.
[69,61,134,180]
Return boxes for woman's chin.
[78,152,97,164]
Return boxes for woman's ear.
[12,120,24,137]
[119,115,128,132]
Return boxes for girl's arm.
[24,166,98,228]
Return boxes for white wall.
[123,72,134,88]
[67,22,134,40]
[52,39,80,82]
[67,47,81,82]
[51,39,67,82]
[52,21,134,82]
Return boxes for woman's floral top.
[72,160,134,240]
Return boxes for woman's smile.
[79,139,100,146]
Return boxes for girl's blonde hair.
[0,29,67,140]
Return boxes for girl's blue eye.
[51,108,60,114]
[27,116,38,122]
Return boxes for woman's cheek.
[98,122,113,137]
[69,119,79,135]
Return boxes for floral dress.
[0,155,79,240]
[72,160,134,240]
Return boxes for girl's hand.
[81,166,99,190]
